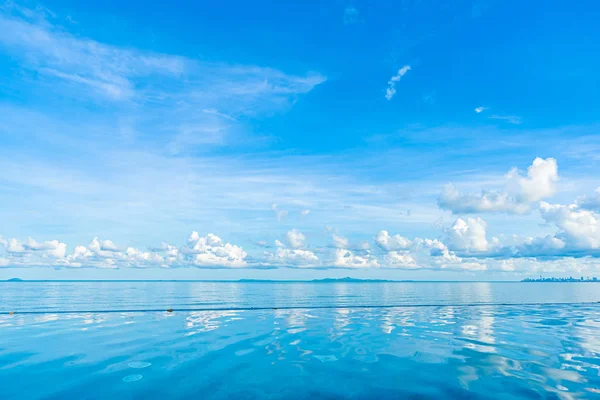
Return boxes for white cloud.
[406,238,478,269]
[579,187,600,212]
[266,247,319,267]
[0,232,247,268]
[1,237,25,253]
[300,209,311,216]
[446,217,489,252]
[334,249,379,268]
[184,232,247,268]
[505,157,559,203]
[372,225,600,271]
[374,234,486,271]
[488,115,522,125]
[438,158,559,214]
[0,5,325,152]
[438,184,529,214]
[1,221,599,272]
[385,65,411,100]
[286,229,306,249]
[88,237,120,257]
[332,234,349,248]
[265,237,319,266]
[0,9,185,100]
[539,202,600,250]
[0,8,326,103]
[474,106,488,113]
[519,235,566,255]
[271,204,289,222]
[382,251,418,269]
[1,237,67,259]
[375,230,412,251]
[125,247,164,266]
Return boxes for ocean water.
[1,282,600,399]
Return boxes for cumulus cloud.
[0,232,247,268]
[375,230,412,251]
[438,158,559,214]
[506,157,559,203]
[446,217,489,252]
[438,184,529,214]
[334,249,379,268]
[1,236,67,259]
[286,229,306,249]
[517,235,566,256]
[266,247,319,267]
[382,251,418,269]
[539,202,600,250]
[184,232,247,268]
[376,234,486,271]
[385,65,411,100]
[2,221,599,272]
[579,187,600,212]
[373,225,600,272]
[264,236,319,266]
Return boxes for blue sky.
[1,0,600,280]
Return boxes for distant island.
[1,277,410,283]
[311,277,402,283]
[522,276,598,282]
[237,277,407,283]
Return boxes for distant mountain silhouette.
[237,277,409,283]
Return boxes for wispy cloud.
[0,9,185,101]
[385,65,411,100]
[0,9,325,103]
[271,204,289,222]
[488,115,522,125]
[474,106,488,113]
[0,5,326,151]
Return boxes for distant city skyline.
[1,0,600,280]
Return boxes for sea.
[1,281,600,399]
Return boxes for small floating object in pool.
[313,355,337,362]
[123,374,143,383]
[9,311,13,315]
[128,361,151,369]
[167,309,173,313]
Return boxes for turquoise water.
[1,282,600,399]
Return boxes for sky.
[1,0,600,280]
